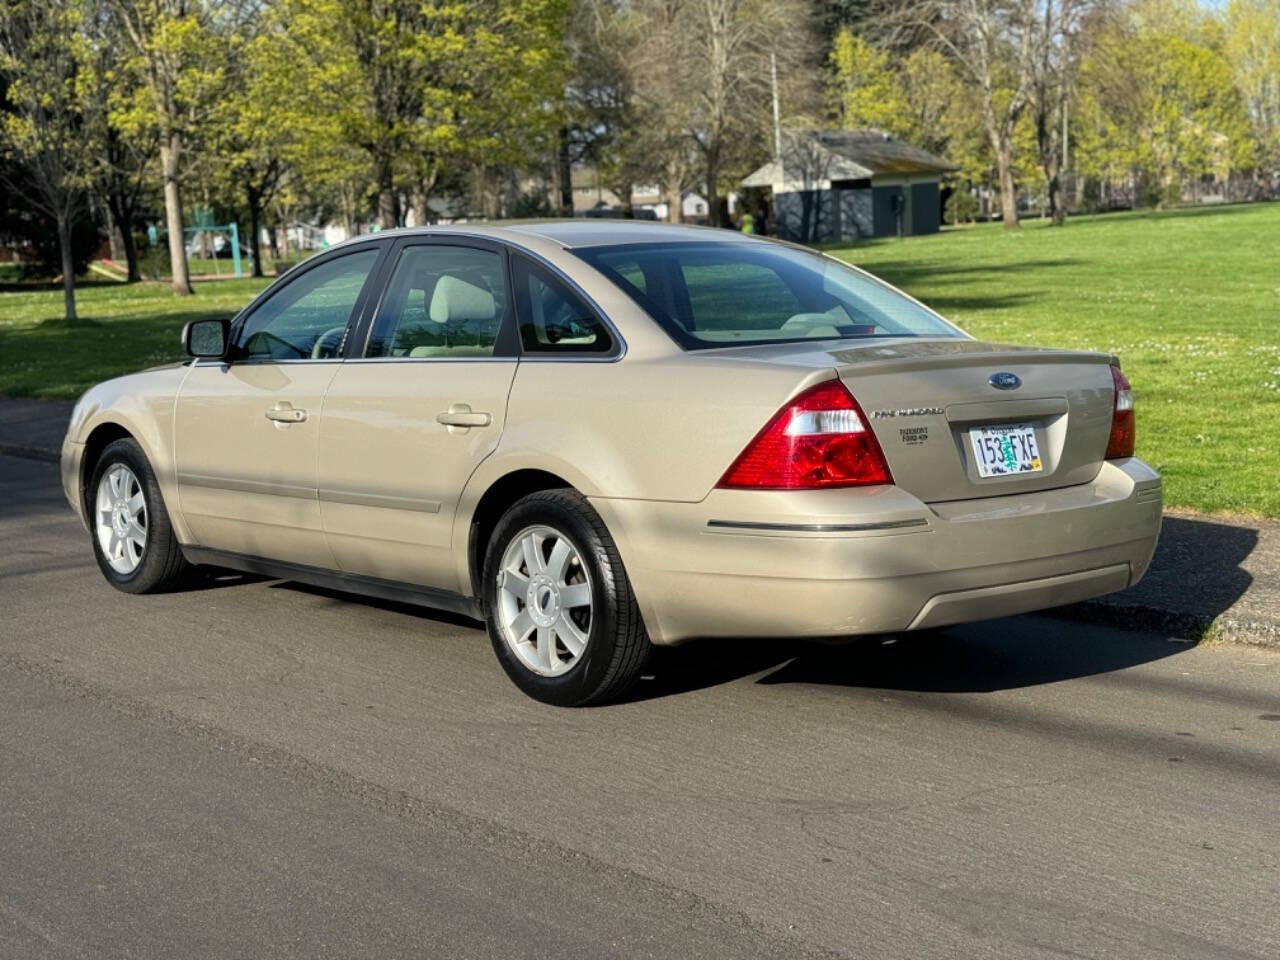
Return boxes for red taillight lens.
[718,380,893,489]
[1105,364,1135,459]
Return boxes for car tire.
[482,489,650,706]
[88,438,190,594]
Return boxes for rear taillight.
[1105,364,1135,459]
[718,380,893,489]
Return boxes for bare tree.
[680,0,810,227]
[0,0,95,320]
[874,0,1040,229]
[1032,0,1092,225]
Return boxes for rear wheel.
[88,438,190,594]
[482,489,650,706]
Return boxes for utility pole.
[770,51,782,160]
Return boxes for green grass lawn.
[0,277,270,400]
[831,204,1280,517]
[1,204,1277,516]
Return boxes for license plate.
[969,423,1042,477]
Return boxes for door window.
[366,245,508,359]
[235,248,379,360]
[512,255,614,354]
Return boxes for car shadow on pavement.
[625,624,1189,702]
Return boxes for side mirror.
[183,318,230,359]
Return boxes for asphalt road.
[2,453,1278,960]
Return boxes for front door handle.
[436,403,491,430]
[266,402,307,424]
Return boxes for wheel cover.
[95,464,146,575]
[496,524,593,677]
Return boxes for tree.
[276,0,567,231]
[1075,2,1254,205]
[829,29,908,131]
[210,11,289,277]
[874,0,1041,229]
[107,0,226,295]
[0,0,97,320]
[1030,1,1092,226]
[681,0,812,227]
[1224,0,1280,191]
[79,7,156,283]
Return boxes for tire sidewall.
[482,494,626,706]
[88,439,170,594]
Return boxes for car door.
[173,243,387,566]
[316,237,519,590]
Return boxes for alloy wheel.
[496,524,593,677]
[95,463,146,575]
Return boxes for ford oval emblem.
[988,371,1021,390]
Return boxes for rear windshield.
[573,241,962,350]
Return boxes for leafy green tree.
[0,0,98,320]
[829,29,907,132]
[107,0,228,295]
[1224,0,1280,188]
[1075,2,1254,204]
[275,0,567,231]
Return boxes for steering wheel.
[311,325,348,359]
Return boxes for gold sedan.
[61,222,1162,705]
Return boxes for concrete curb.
[0,443,59,464]
[1049,601,1280,651]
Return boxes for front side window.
[512,255,614,354]
[574,241,963,350]
[236,248,379,360]
[366,244,508,358]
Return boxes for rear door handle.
[436,403,491,429]
[266,402,307,423]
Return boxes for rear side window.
[574,241,962,350]
[512,255,615,355]
[366,244,508,359]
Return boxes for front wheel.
[482,489,650,706]
[88,438,190,594]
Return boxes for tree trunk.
[105,203,125,262]
[376,157,397,230]
[108,192,141,282]
[411,167,437,227]
[56,210,77,322]
[664,161,683,223]
[705,153,721,227]
[556,125,574,217]
[160,133,192,294]
[246,185,264,278]
[120,217,140,283]
[987,121,1020,230]
[620,184,634,219]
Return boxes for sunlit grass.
[0,278,271,400]
[831,204,1280,517]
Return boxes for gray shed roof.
[742,129,956,188]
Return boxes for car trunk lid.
[708,338,1118,503]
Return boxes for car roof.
[347,220,761,250]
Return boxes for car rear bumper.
[590,458,1162,645]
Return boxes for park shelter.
[741,130,957,244]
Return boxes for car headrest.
[429,276,495,325]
